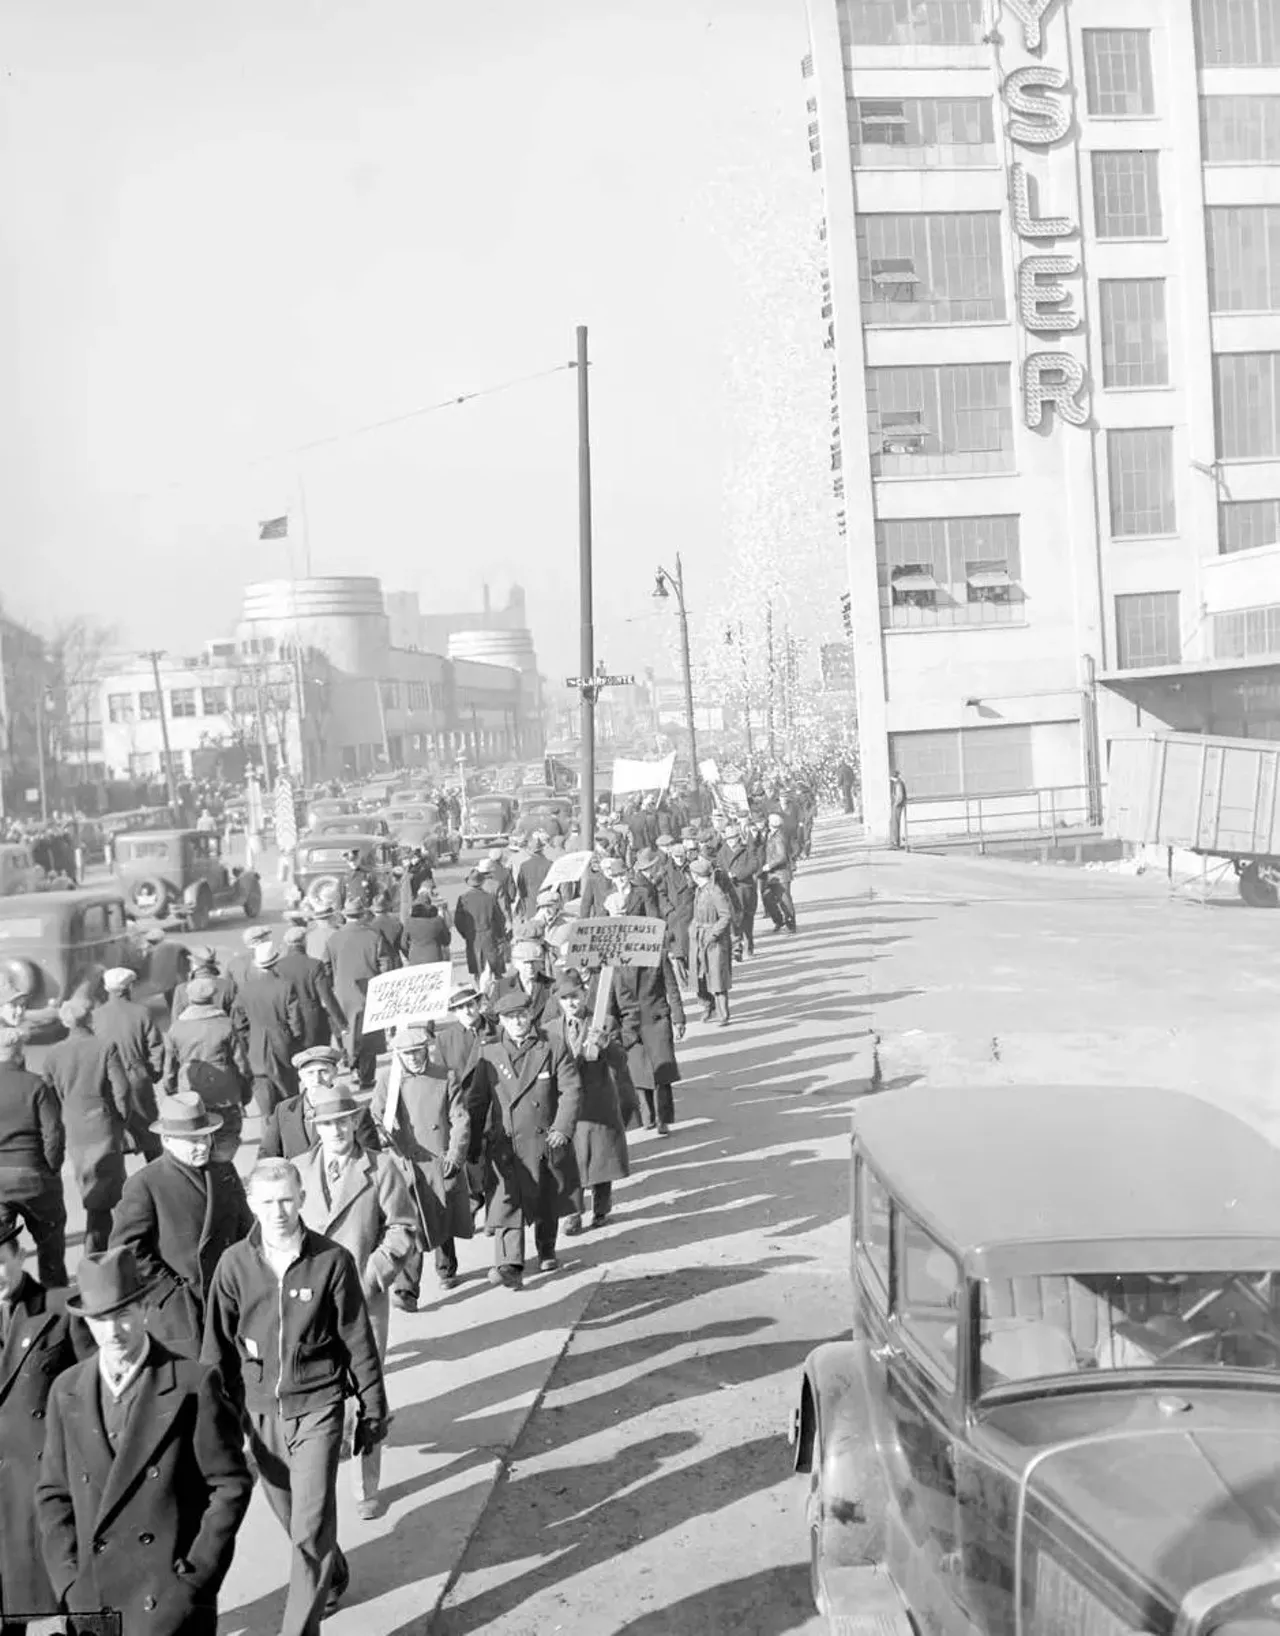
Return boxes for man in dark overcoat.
[171,944,234,1019]
[225,924,274,1002]
[109,1092,252,1358]
[326,903,395,1089]
[164,974,253,1161]
[546,970,633,1233]
[454,868,507,983]
[0,1222,89,1624]
[599,894,686,1136]
[476,989,581,1289]
[40,995,131,1254]
[0,1025,67,1287]
[35,1246,252,1636]
[373,1021,472,1301]
[276,923,346,1051]
[141,924,191,1014]
[92,965,165,1160]
[232,941,303,1118]
[260,1047,381,1162]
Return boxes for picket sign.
[565,915,665,969]
[592,966,614,1033]
[381,1052,404,1139]
[364,965,452,1136]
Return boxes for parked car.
[792,1082,1280,1630]
[0,842,46,896]
[306,797,358,827]
[0,888,145,1040]
[112,829,263,929]
[310,812,390,840]
[464,795,517,849]
[293,834,399,911]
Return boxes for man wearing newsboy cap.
[36,1246,252,1636]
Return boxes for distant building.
[0,610,49,812]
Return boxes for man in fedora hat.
[475,988,581,1289]
[326,900,395,1091]
[203,1160,388,1633]
[92,964,165,1163]
[260,1045,381,1162]
[295,1085,415,1518]
[0,1026,67,1290]
[40,994,131,1255]
[232,939,304,1119]
[0,1221,89,1624]
[36,1246,252,1636]
[109,1092,252,1358]
[225,923,274,1003]
[454,866,506,986]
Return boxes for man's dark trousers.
[246,1401,347,1636]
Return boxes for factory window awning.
[1098,654,1280,688]
[890,570,938,592]
[966,566,1011,589]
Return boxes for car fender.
[793,1340,888,1565]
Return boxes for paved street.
[45,820,1273,1632]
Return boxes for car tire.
[1239,861,1279,908]
[189,886,213,933]
[242,879,263,919]
[129,876,169,918]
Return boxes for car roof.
[299,833,383,849]
[855,1085,1280,1275]
[0,887,123,913]
[116,828,192,840]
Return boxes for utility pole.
[34,689,48,823]
[653,555,699,799]
[738,621,754,757]
[576,323,596,850]
[143,649,181,815]
[765,605,777,759]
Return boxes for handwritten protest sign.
[717,782,750,817]
[542,849,594,891]
[363,964,451,1032]
[611,753,675,798]
[565,915,665,969]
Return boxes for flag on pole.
[258,516,289,540]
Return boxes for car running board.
[818,1563,915,1634]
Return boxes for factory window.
[1201,95,1280,161]
[1092,152,1163,239]
[857,213,1005,325]
[876,515,1022,629]
[1107,428,1176,536]
[1195,0,1280,65]
[846,0,985,46]
[107,693,134,724]
[1214,352,1280,458]
[1207,206,1280,312]
[169,689,196,718]
[852,98,995,168]
[1083,31,1154,118]
[201,686,229,715]
[867,364,1014,476]
[1099,280,1168,388]
[889,725,1033,799]
[138,691,160,721]
[128,753,156,778]
[1220,498,1280,553]
[380,682,400,709]
[1116,592,1181,669]
[1214,604,1280,658]
[233,685,256,712]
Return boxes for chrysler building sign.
[1002,0,1089,431]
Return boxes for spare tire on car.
[128,876,170,918]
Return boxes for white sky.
[0,0,818,679]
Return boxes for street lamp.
[652,554,700,796]
[142,649,181,816]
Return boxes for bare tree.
[45,617,116,781]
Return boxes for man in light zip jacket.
[202,1157,388,1636]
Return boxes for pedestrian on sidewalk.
[92,965,165,1161]
[0,1025,67,1287]
[233,940,304,1120]
[109,1092,252,1358]
[476,989,581,1289]
[260,1046,381,1161]
[760,814,798,934]
[202,1158,388,1635]
[41,994,130,1254]
[690,857,734,1026]
[38,1247,252,1636]
[890,771,908,849]
[373,1021,473,1302]
[164,974,254,1161]
[602,889,685,1135]
[293,1087,415,1519]
[837,757,856,814]
[548,970,633,1233]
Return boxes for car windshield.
[120,840,171,860]
[976,1271,1280,1391]
[300,847,363,867]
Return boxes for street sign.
[565,673,636,689]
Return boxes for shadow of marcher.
[611,1562,818,1635]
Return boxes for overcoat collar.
[63,1345,182,1533]
[0,1275,56,1402]
[489,1034,550,1109]
[297,1143,375,1227]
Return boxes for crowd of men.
[0,769,820,1635]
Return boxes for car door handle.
[869,1343,902,1363]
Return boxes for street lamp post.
[652,554,699,797]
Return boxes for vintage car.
[293,834,398,910]
[112,828,263,929]
[0,842,46,896]
[463,795,517,849]
[306,797,358,826]
[0,888,145,1040]
[792,1083,1280,1633]
[310,811,391,840]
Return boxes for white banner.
[699,758,720,785]
[717,782,750,816]
[565,914,665,969]
[610,753,675,798]
[542,849,594,890]
[363,964,452,1031]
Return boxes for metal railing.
[902,783,1100,851]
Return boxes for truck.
[1105,729,1280,905]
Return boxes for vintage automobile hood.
[1008,1398,1280,1626]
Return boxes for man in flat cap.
[475,988,581,1289]
[0,1025,67,1288]
[92,964,165,1162]
[164,972,253,1161]
[260,1046,380,1162]
[233,939,304,1118]
[277,922,346,1052]
[109,1091,253,1358]
[0,1221,89,1623]
[225,923,275,1004]
[140,924,191,1016]
[40,995,130,1254]
[172,944,234,1019]
[491,936,555,1030]
[37,1247,252,1636]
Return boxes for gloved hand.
[353,1414,390,1454]
[546,1129,569,1151]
